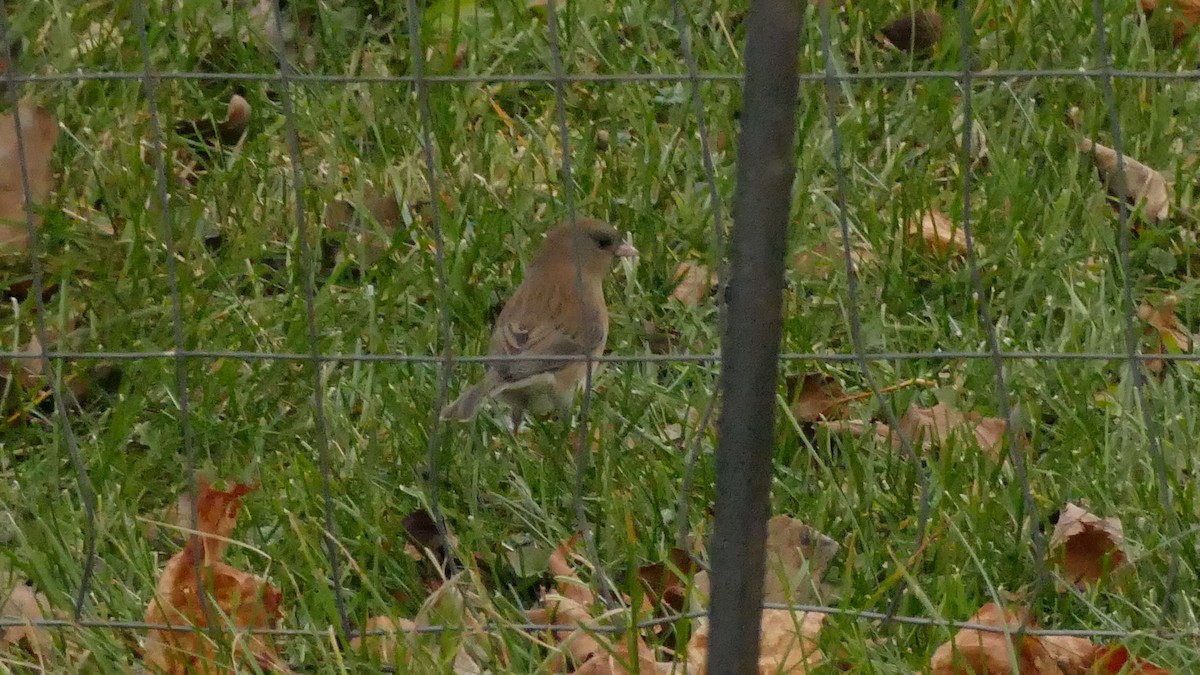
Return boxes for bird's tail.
[439,372,498,421]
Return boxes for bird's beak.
[615,240,638,258]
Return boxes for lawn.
[1,0,1199,672]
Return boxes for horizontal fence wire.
[1,0,1195,668]
[3,349,1200,363]
[9,68,1200,83]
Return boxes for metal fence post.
[705,0,805,671]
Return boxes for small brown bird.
[440,217,637,430]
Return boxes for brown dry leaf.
[1,582,52,659]
[694,516,838,605]
[536,537,662,674]
[1049,502,1128,589]
[793,227,876,279]
[1138,296,1192,375]
[322,189,405,270]
[900,402,1018,460]
[0,100,59,256]
[906,208,969,257]
[351,579,488,672]
[1079,138,1170,222]
[142,480,290,675]
[820,419,895,447]
[670,261,715,306]
[635,548,695,613]
[929,602,1065,675]
[1042,635,1098,672]
[791,373,847,423]
[687,609,826,674]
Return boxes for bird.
[440,217,637,431]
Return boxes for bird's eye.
[591,232,614,249]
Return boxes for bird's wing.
[488,288,606,385]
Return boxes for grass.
[2,0,1200,671]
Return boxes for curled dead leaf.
[175,94,252,150]
[0,100,59,256]
[1049,502,1128,588]
[694,516,838,606]
[1091,644,1170,673]
[1080,138,1169,222]
[1,582,52,659]
[1138,296,1192,374]
[906,208,970,257]
[670,261,715,306]
[687,609,826,674]
[929,602,1065,675]
[790,372,847,423]
[142,479,289,674]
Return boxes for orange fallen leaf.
[1079,138,1169,222]
[142,480,289,675]
[635,547,695,613]
[1,582,52,659]
[0,100,59,255]
[694,516,838,605]
[670,261,715,306]
[1091,644,1170,673]
[929,602,1065,674]
[1049,502,1128,589]
[534,536,662,674]
[906,208,970,257]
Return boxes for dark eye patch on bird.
[589,231,615,249]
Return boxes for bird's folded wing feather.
[489,319,602,384]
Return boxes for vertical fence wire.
[953,0,1049,602]
[130,0,216,629]
[543,0,620,603]
[0,2,98,621]
[404,0,459,580]
[265,0,350,636]
[1089,0,1180,611]
[815,0,931,619]
[669,0,732,555]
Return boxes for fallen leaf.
[142,479,290,674]
[900,402,1018,460]
[175,94,252,150]
[1079,138,1170,222]
[790,373,847,423]
[0,582,52,659]
[352,577,489,672]
[793,226,876,279]
[929,602,1065,675]
[687,609,826,674]
[536,536,662,674]
[906,208,970,257]
[1049,502,1128,588]
[322,189,406,271]
[1042,635,1097,672]
[694,516,838,605]
[1138,296,1192,375]
[0,100,59,256]
[1091,644,1170,673]
[635,548,695,613]
[878,10,943,53]
[670,261,715,306]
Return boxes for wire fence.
[1,0,1196,670]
